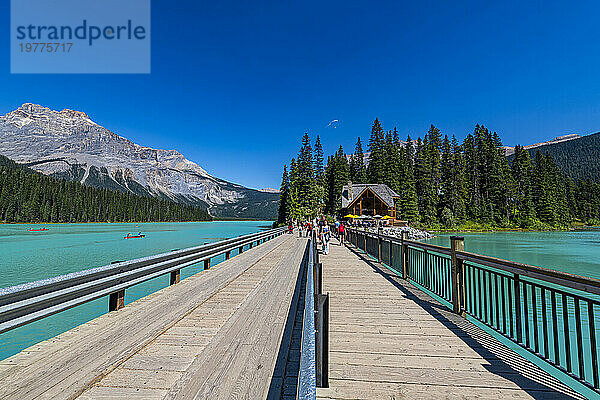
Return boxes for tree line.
[277,119,600,228]
[0,154,212,223]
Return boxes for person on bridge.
[298,221,303,238]
[322,224,330,254]
[339,222,345,246]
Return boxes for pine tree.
[511,145,536,225]
[398,135,419,222]
[314,135,325,186]
[532,151,558,224]
[287,133,320,220]
[439,135,454,225]
[383,130,401,193]
[314,135,326,207]
[325,146,349,215]
[450,135,466,222]
[276,165,289,224]
[349,137,367,183]
[367,119,386,183]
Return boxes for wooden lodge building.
[341,183,407,224]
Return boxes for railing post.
[401,231,408,279]
[363,231,367,252]
[225,251,231,260]
[377,235,382,262]
[514,273,523,344]
[316,292,330,388]
[316,262,323,295]
[450,236,465,315]
[250,241,254,249]
[424,249,429,287]
[170,269,180,285]
[238,246,243,255]
[204,259,211,270]
[109,289,125,311]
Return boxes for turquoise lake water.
[0,221,271,360]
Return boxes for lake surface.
[426,230,600,280]
[0,221,271,360]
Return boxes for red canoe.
[28,228,49,232]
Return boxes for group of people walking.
[287,217,346,255]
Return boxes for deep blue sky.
[1,1,599,189]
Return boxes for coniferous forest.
[0,154,212,223]
[277,120,600,229]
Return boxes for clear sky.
[1,1,599,189]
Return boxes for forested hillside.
[0,154,212,223]
[508,132,600,182]
[277,121,600,229]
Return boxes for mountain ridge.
[506,131,600,182]
[502,134,581,156]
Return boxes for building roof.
[341,184,400,209]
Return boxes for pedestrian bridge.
[0,227,597,399]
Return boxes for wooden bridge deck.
[317,238,585,400]
[0,233,306,400]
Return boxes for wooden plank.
[97,369,182,389]
[318,379,577,400]
[77,386,168,400]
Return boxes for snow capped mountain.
[0,103,278,219]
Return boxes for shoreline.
[0,220,273,225]
[427,225,600,234]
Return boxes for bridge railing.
[298,231,329,400]
[0,226,287,335]
[346,227,600,394]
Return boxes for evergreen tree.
[313,135,326,208]
[349,137,367,183]
[324,146,350,215]
[287,133,319,220]
[450,135,466,222]
[398,135,419,223]
[367,119,386,183]
[511,145,536,224]
[417,126,442,224]
[314,135,325,187]
[383,129,402,193]
[276,165,289,224]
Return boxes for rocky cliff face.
[0,103,278,219]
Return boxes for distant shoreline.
[0,220,273,225]
[428,225,599,234]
